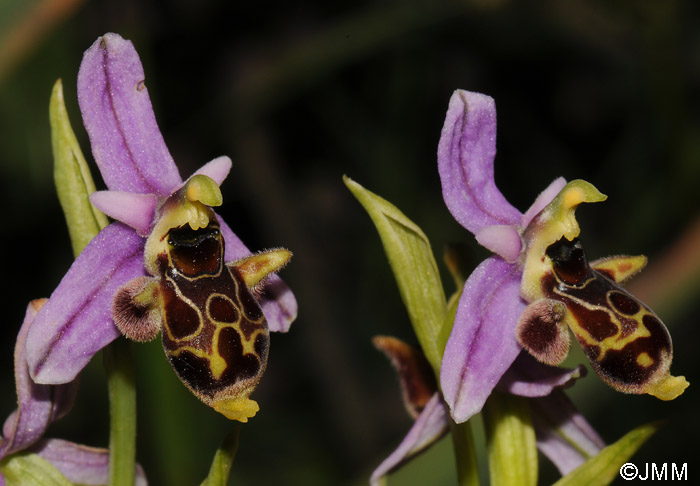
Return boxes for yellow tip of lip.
[647,375,689,401]
[213,396,260,422]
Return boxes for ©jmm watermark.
[620,462,688,481]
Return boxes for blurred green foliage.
[1,0,698,484]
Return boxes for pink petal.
[191,156,232,186]
[0,301,79,459]
[218,217,297,332]
[370,393,448,486]
[497,352,586,397]
[475,224,522,263]
[78,33,182,196]
[531,390,605,474]
[437,90,522,235]
[32,439,148,486]
[26,223,146,384]
[440,256,525,423]
[521,177,567,227]
[90,191,158,236]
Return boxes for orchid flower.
[362,89,687,484]
[25,33,297,422]
[0,300,146,485]
[369,336,600,485]
[438,89,688,425]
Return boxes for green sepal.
[200,428,240,486]
[553,421,661,486]
[0,451,74,486]
[483,392,538,486]
[344,176,446,372]
[50,79,109,257]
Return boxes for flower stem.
[201,427,240,486]
[450,419,479,486]
[104,337,137,486]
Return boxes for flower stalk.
[104,340,137,486]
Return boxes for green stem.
[201,427,240,486]
[450,419,479,486]
[104,338,137,486]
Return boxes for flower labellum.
[113,176,291,422]
[517,181,689,400]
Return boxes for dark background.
[0,0,698,484]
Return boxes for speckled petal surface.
[31,439,148,486]
[370,393,448,486]
[0,300,79,459]
[78,33,182,196]
[497,352,586,397]
[90,190,158,236]
[440,256,525,423]
[521,177,567,227]
[438,90,522,234]
[190,156,232,186]
[26,223,145,384]
[531,391,605,474]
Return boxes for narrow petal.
[26,223,146,384]
[78,33,182,195]
[218,218,297,332]
[190,156,232,186]
[90,191,158,236]
[370,393,448,486]
[530,391,605,475]
[521,177,567,228]
[497,352,586,397]
[475,225,522,263]
[0,301,79,459]
[437,90,522,234]
[440,256,525,423]
[31,439,148,486]
[372,336,438,419]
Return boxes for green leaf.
[50,78,109,257]
[553,421,661,486]
[483,392,537,486]
[0,451,73,486]
[201,428,240,486]
[344,176,446,372]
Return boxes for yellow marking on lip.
[637,352,654,367]
[553,285,653,361]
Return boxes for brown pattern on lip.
[158,219,270,412]
[537,236,674,395]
